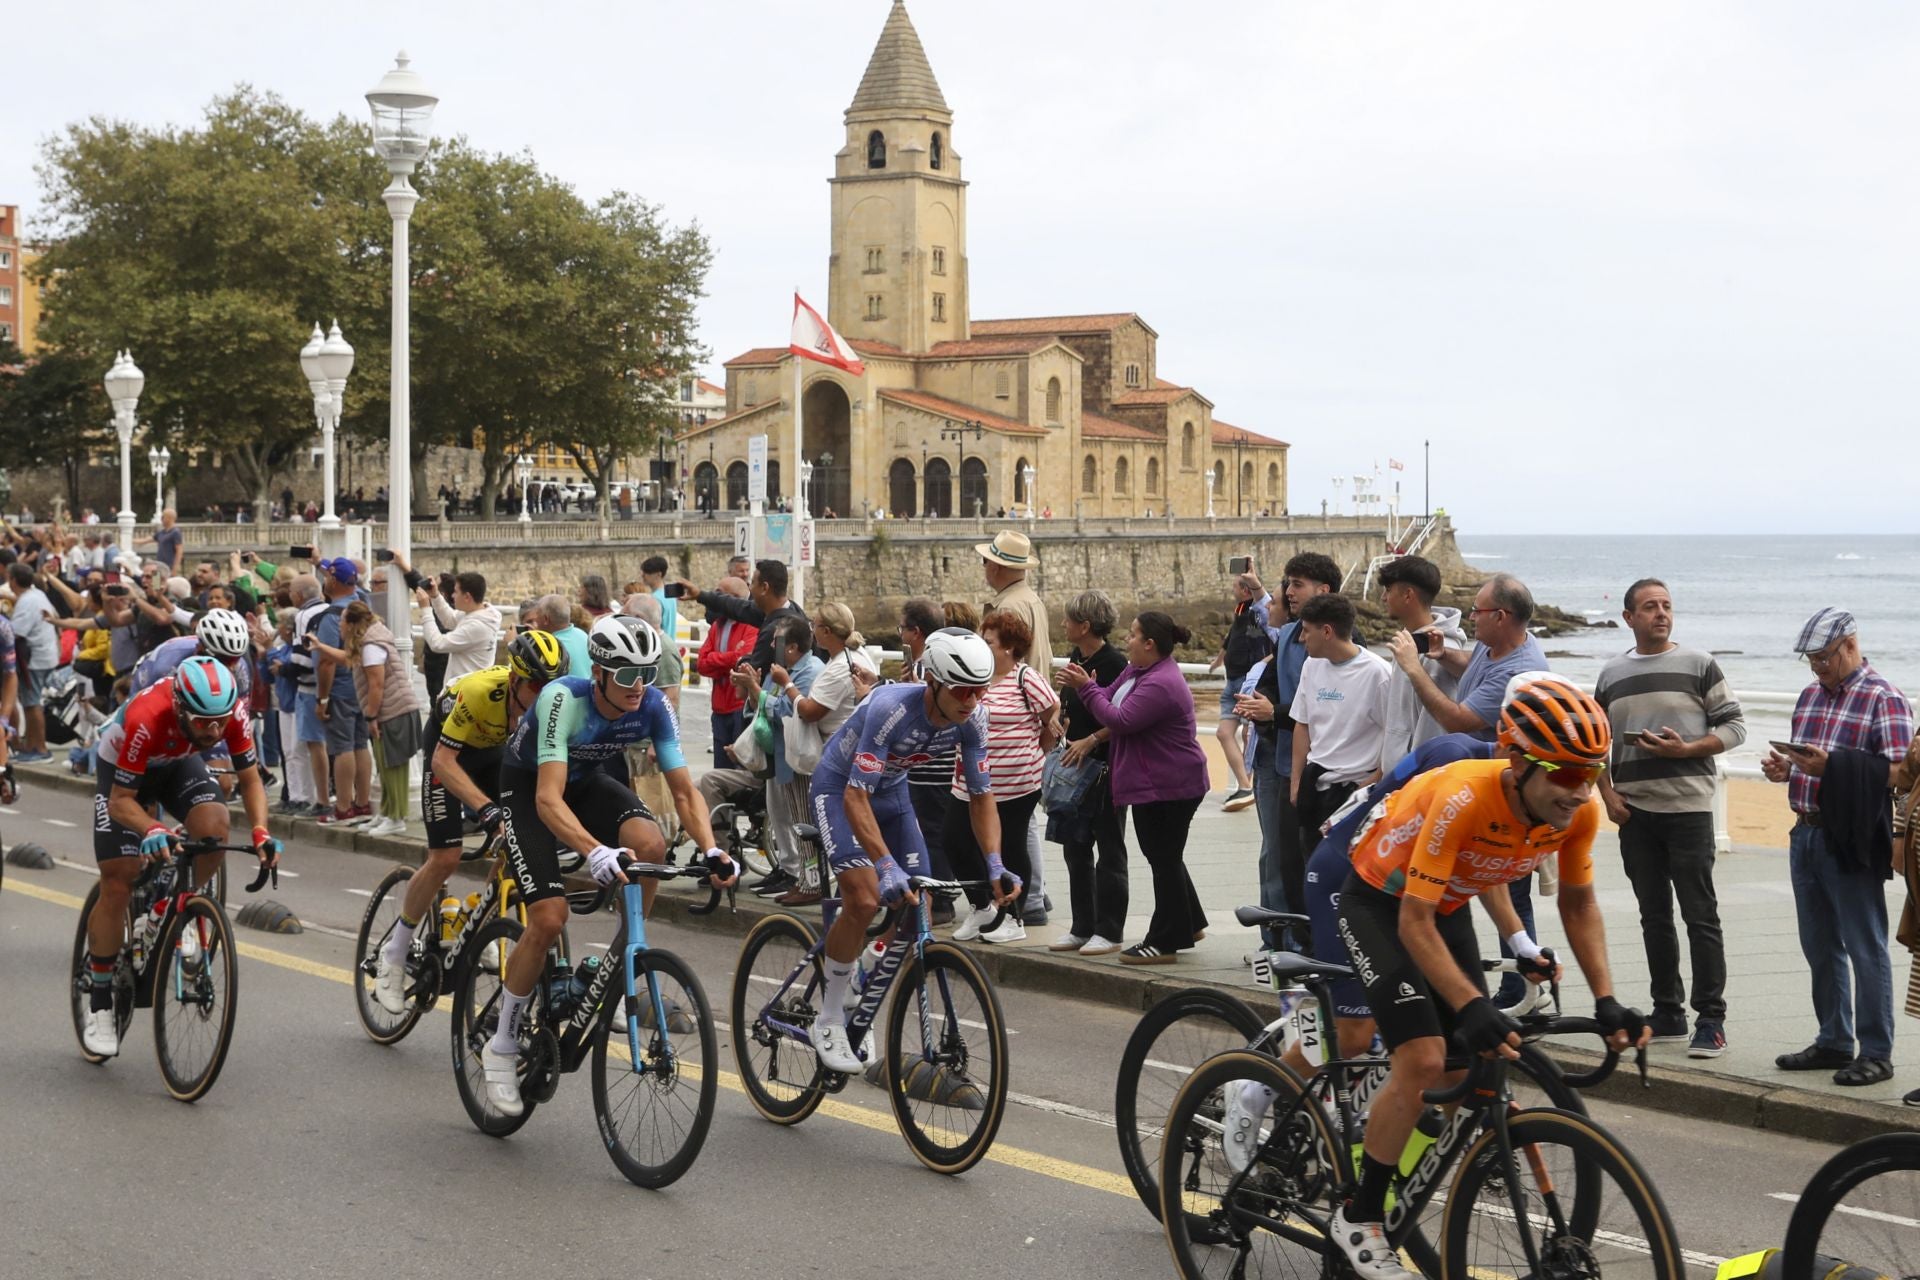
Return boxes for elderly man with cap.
[980,528,1057,922]
[311,557,375,825]
[1763,606,1914,1088]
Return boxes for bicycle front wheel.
[1442,1107,1681,1280]
[883,941,1008,1175]
[730,912,827,1125]
[152,895,238,1102]
[353,866,434,1044]
[1782,1131,1920,1280]
[70,882,134,1065]
[592,948,718,1188]
[449,917,535,1137]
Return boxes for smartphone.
[1228,555,1252,575]
[375,548,395,563]
[105,584,130,597]
[1621,730,1649,746]
[1769,740,1811,755]
[663,583,687,599]
[1423,629,1445,657]
[288,545,314,560]
[241,551,257,565]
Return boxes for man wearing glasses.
[1763,607,1913,1089]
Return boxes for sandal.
[1119,943,1177,966]
[1834,1057,1894,1087]
[1775,1044,1853,1071]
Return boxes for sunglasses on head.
[1522,753,1605,789]
[602,663,656,689]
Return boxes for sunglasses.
[1522,753,1605,789]
[603,664,657,689]
[186,714,232,735]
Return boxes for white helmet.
[922,627,994,688]
[196,608,252,659]
[587,614,661,672]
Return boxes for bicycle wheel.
[70,883,134,1065]
[711,802,773,880]
[353,866,435,1044]
[730,912,827,1125]
[1117,987,1269,1220]
[1783,1131,1920,1280]
[592,948,718,1188]
[1442,1107,1681,1280]
[883,941,1009,1175]
[152,895,238,1102]
[449,917,535,1137]
[1161,1048,1342,1280]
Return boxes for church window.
[1241,461,1255,507]
[1124,363,1140,388]
[1213,460,1226,495]
[1146,456,1160,494]
[932,293,946,322]
[993,369,1009,400]
[1081,454,1098,494]
[867,130,887,169]
[865,246,884,274]
[1181,421,1196,469]
[866,294,884,321]
[1114,456,1130,495]
[930,131,944,170]
[1014,456,1030,505]
[1045,377,1062,424]
[932,246,946,276]
[680,378,693,402]
[1267,461,1281,497]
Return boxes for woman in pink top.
[946,609,1060,945]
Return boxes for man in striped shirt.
[1595,579,1745,1058]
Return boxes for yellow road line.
[3,874,1137,1200]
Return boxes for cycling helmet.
[173,655,240,720]
[1498,677,1610,766]
[587,614,662,670]
[922,626,994,688]
[506,628,567,682]
[195,608,252,660]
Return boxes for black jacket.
[696,590,808,676]
[1823,747,1895,879]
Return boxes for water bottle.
[439,897,463,944]
[137,900,166,967]
[548,956,576,1015]
[568,955,601,1007]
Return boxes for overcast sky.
[9,2,1917,534]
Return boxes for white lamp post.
[516,453,534,524]
[147,446,171,523]
[1204,469,1216,519]
[299,323,331,524]
[104,351,145,556]
[318,320,354,530]
[1021,463,1036,524]
[367,50,438,668]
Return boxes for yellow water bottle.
[440,897,463,944]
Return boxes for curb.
[19,758,1916,1144]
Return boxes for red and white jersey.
[97,680,257,789]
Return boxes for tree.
[0,343,114,515]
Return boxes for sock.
[88,954,116,1013]
[1350,1153,1398,1224]
[489,988,529,1057]
[382,915,419,967]
[818,958,855,1028]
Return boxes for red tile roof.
[722,347,790,367]
[1112,386,1196,406]
[1212,418,1288,447]
[695,378,725,396]
[1152,377,1180,390]
[679,399,782,438]
[1081,413,1163,442]
[971,313,1143,336]
[847,338,906,358]
[877,389,1048,437]
[923,336,1055,358]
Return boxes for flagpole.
[792,295,806,608]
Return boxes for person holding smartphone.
[1375,554,1467,770]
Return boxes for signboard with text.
[748,435,768,504]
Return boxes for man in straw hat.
[980,528,1056,922]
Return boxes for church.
[685,1,1288,522]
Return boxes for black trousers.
[1619,807,1726,1022]
[945,790,1040,916]
[909,781,956,884]
[1132,795,1208,952]
[1062,788,1129,941]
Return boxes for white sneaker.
[1079,935,1122,957]
[373,956,410,1015]
[813,1021,863,1073]
[481,1045,524,1116]
[82,1007,120,1057]
[980,915,1027,944]
[950,904,998,942]
[1332,1205,1416,1280]
[1047,933,1089,952]
[1222,1079,1278,1173]
[381,816,410,836]
[360,816,395,837]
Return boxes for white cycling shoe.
[1222,1079,1277,1173]
[813,1021,864,1073]
[372,957,410,1015]
[1332,1205,1417,1280]
[481,1045,524,1116]
[82,1007,120,1058]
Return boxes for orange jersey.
[1348,757,1597,914]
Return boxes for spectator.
[686,558,806,686]
[7,562,58,761]
[640,555,678,659]
[313,558,373,825]
[621,593,681,711]
[1288,593,1390,841]
[189,559,223,610]
[1061,610,1210,965]
[1209,571,1268,812]
[727,554,751,583]
[266,617,319,814]
[1595,578,1746,1058]
[1377,554,1468,769]
[1049,589,1130,956]
[538,593,591,676]
[410,558,501,686]
[978,528,1054,923]
[1763,607,1914,1088]
[1398,572,1547,739]
[694,576,757,769]
[287,573,332,815]
[759,615,827,903]
[313,600,422,837]
[943,600,980,634]
[152,508,183,572]
[579,573,614,623]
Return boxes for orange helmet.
[1498,677,1610,766]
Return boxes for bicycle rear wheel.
[592,948,718,1188]
[1782,1132,1920,1280]
[152,895,238,1102]
[710,802,773,880]
[70,883,134,1065]
[1442,1107,1680,1280]
[353,866,435,1044]
[1116,987,1269,1220]
[730,912,827,1125]
[883,941,1008,1175]
[449,917,535,1136]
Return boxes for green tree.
[0,343,115,515]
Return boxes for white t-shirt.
[1289,648,1392,786]
[363,642,389,667]
[808,651,867,744]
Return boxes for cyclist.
[131,608,256,694]
[481,615,735,1117]
[1325,677,1649,1280]
[804,626,1016,1073]
[84,656,282,1058]
[369,629,568,1014]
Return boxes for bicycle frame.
[122,839,248,1009]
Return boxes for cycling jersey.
[1347,756,1596,915]
[811,682,990,799]
[504,676,686,780]
[0,614,15,677]
[131,635,252,699]
[435,665,516,752]
[96,679,258,789]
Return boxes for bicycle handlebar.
[1421,1013,1649,1104]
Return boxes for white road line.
[1473,1200,1726,1270]
[344,888,374,898]
[43,818,78,828]
[1143,1056,1203,1075]
[55,857,100,876]
[1007,1090,1117,1129]
[1770,1191,1920,1230]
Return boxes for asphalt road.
[0,784,1870,1279]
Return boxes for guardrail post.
[1712,767,1732,854]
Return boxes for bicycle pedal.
[820,1071,850,1094]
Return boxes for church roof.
[1213,418,1289,448]
[971,313,1146,337]
[923,336,1056,358]
[695,378,725,396]
[848,2,949,116]
[1112,385,1205,407]
[722,347,791,368]
[1081,413,1163,442]
[878,388,1047,437]
[678,398,782,439]
[846,338,907,358]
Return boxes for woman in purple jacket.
[1060,610,1210,964]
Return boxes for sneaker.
[1688,1021,1727,1059]
[337,805,375,827]
[315,807,357,826]
[750,871,797,897]
[1222,1078,1277,1173]
[1223,787,1256,813]
[1048,933,1088,953]
[981,915,1027,944]
[82,1006,120,1057]
[481,1045,524,1116]
[1649,1008,1689,1043]
[1332,1204,1417,1280]
[1903,1086,1920,1108]
[1079,935,1122,957]
[950,904,998,942]
[372,816,409,837]
[373,956,410,1015]
[646,996,695,1035]
[813,1021,863,1073]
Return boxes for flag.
[1389,458,1405,471]
[789,293,865,376]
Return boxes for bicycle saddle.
[1264,950,1356,984]
[1234,906,1310,929]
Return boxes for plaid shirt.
[1787,661,1914,813]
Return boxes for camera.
[1229,555,1252,575]
[288,545,314,560]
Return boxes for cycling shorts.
[809,778,925,877]
[1304,834,1372,1021]
[422,740,503,850]
[1335,873,1484,1052]
[498,765,654,905]
[92,754,223,863]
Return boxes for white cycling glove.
[587,845,627,886]
[1506,930,1544,961]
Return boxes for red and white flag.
[1388,458,1406,471]
[789,293,865,376]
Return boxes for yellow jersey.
[435,665,516,751]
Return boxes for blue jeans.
[1789,824,1894,1061]
[1492,870,1538,1007]
[1253,746,1303,951]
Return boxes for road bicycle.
[730,824,1009,1175]
[68,834,270,1102]
[708,788,774,881]
[1780,1131,1920,1280]
[1116,907,1581,1230]
[449,851,729,1188]
[1157,936,1680,1279]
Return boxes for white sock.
[489,988,529,1057]
[382,916,418,967]
[819,959,855,1028]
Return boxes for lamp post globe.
[148,446,171,523]
[516,453,533,524]
[1021,463,1036,522]
[317,320,354,531]
[104,350,145,555]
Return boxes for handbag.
[1041,743,1106,815]
[783,702,826,775]
[731,696,774,776]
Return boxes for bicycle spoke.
[1795,1146,1920,1280]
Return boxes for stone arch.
[888,458,917,517]
[930,131,944,170]
[1267,461,1280,498]
[1146,456,1160,495]
[867,130,886,169]
[960,457,988,517]
[1082,454,1098,494]
[1182,422,1196,469]
[1013,455,1030,507]
[726,460,749,510]
[924,456,952,517]
[1114,455,1130,495]
[1241,461,1255,513]
[1211,459,1226,500]
[802,377,853,517]
[1046,377,1063,424]
[694,461,718,512]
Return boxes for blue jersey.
[132,634,252,699]
[812,682,991,798]
[504,675,687,780]
[1323,733,1496,858]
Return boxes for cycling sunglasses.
[186,714,232,734]
[602,663,657,689]
[1522,753,1605,789]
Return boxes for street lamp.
[939,419,985,518]
[1205,468,1216,519]
[515,453,533,524]
[147,446,171,523]
[367,49,438,671]
[318,320,354,530]
[103,350,145,555]
[1021,463,1036,524]
[818,452,835,517]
